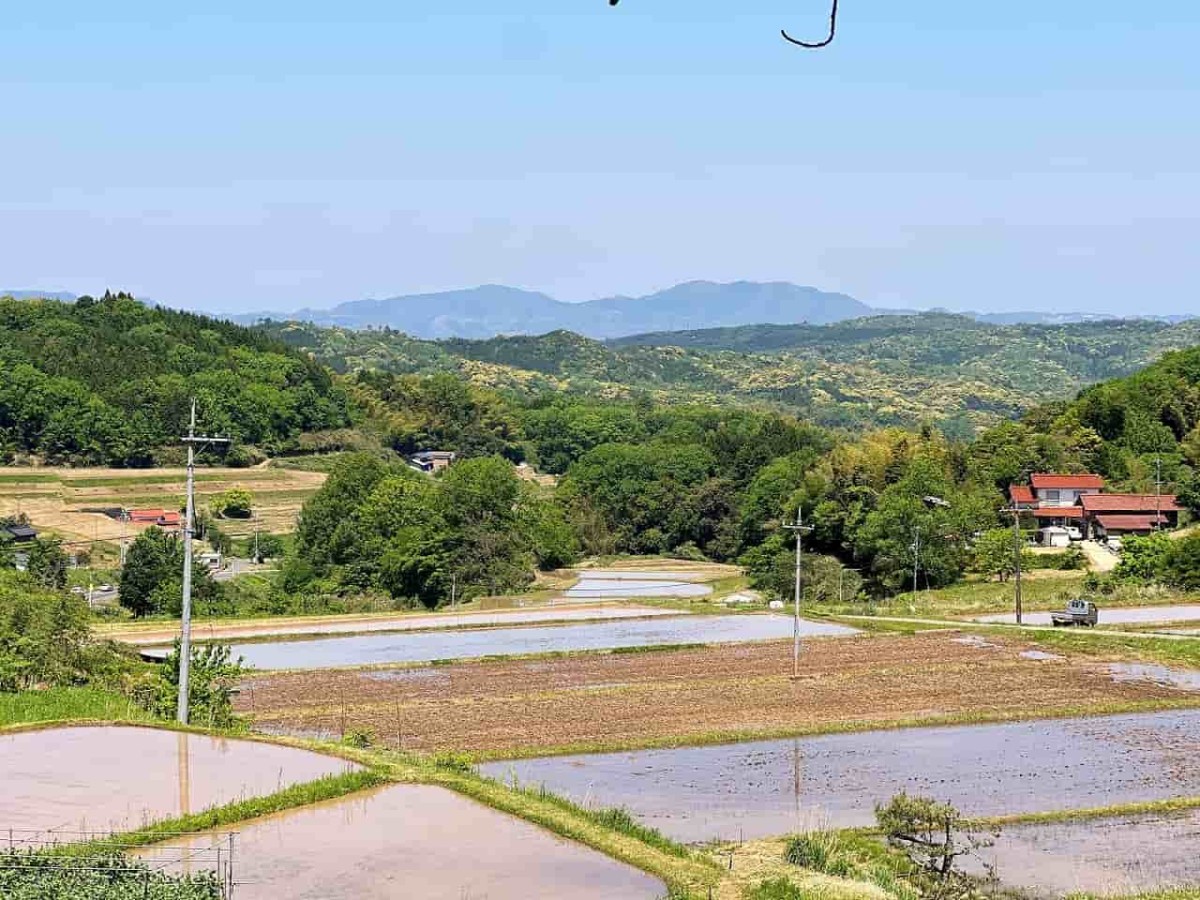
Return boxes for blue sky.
[3,1,1199,315]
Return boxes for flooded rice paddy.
[564,569,714,600]
[977,604,1200,626]
[976,809,1200,896]
[139,784,664,899]
[482,709,1200,843]
[0,726,357,843]
[132,605,679,647]
[229,614,855,670]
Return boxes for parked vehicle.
[1065,526,1083,542]
[1051,599,1099,627]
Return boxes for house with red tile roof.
[1008,473,1105,530]
[125,508,182,531]
[1006,470,1182,539]
[1079,493,1181,538]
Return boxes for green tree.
[1162,533,1200,590]
[150,640,243,727]
[1114,531,1174,582]
[971,528,1019,582]
[120,528,182,616]
[25,537,69,590]
[253,532,286,562]
[211,487,253,518]
[876,792,994,890]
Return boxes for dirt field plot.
[0,464,324,540]
[240,631,1191,757]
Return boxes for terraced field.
[0,463,324,541]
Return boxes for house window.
[1043,489,1060,502]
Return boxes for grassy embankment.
[825,572,1193,620]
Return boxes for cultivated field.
[239,630,1191,757]
[0,463,325,541]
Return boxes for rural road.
[977,604,1200,627]
[1080,539,1119,572]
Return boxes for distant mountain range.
[231,283,1194,339]
[2,289,80,302]
[5,284,1193,339]
[233,282,872,340]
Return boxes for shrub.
[142,641,243,728]
[0,850,221,899]
[876,793,995,896]
[211,488,253,519]
[784,831,853,877]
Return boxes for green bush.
[0,571,133,692]
[211,488,253,519]
[784,831,853,877]
[0,851,221,899]
[140,641,242,728]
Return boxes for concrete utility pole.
[911,525,921,597]
[1000,505,1024,625]
[783,508,813,679]
[176,400,229,725]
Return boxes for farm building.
[1080,494,1181,538]
[408,451,456,473]
[125,509,183,531]
[1009,474,1181,539]
[1,522,38,543]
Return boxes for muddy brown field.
[239,631,1189,757]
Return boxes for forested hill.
[0,293,351,465]
[1059,344,1200,463]
[260,314,1200,435]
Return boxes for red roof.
[1032,507,1086,519]
[1009,485,1034,504]
[128,508,166,521]
[158,512,181,526]
[1030,473,1105,490]
[1095,514,1168,531]
[1080,494,1181,513]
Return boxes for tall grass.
[0,687,152,728]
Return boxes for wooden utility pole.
[783,508,813,679]
[176,400,229,725]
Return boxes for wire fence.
[0,828,237,899]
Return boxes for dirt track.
[240,631,1188,756]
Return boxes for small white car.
[1065,527,1083,542]
[1106,537,1123,552]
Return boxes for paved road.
[977,604,1200,627]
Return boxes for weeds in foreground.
[0,851,221,900]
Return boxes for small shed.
[408,451,457,473]
[2,523,38,543]
[1038,526,1071,548]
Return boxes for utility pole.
[783,508,813,680]
[1155,455,1163,532]
[176,400,229,725]
[1001,506,1024,625]
[911,525,921,597]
